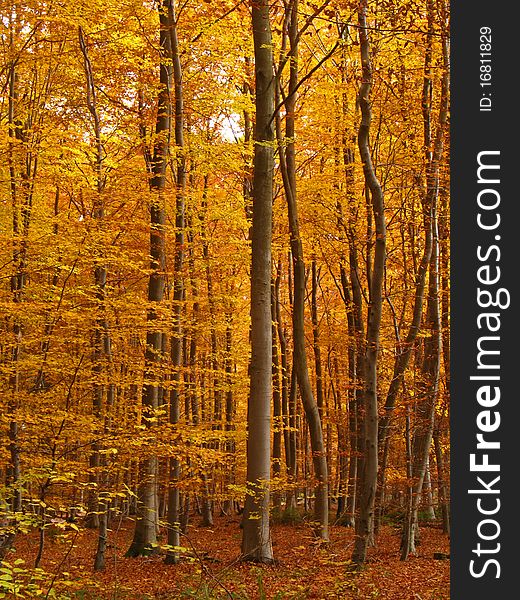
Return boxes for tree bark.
[276,0,329,541]
[165,0,186,564]
[127,0,173,557]
[222,310,236,515]
[272,276,282,510]
[400,223,441,559]
[400,3,448,559]
[78,26,116,570]
[241,0,275,563]
[311,261,324,419]
[6,27,37,513]
[352,0,387,565]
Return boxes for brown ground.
[10,516,449,599]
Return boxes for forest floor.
[10,515,449,599]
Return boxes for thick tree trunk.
[241,0,274,563]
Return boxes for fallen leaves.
[7,516,449,599]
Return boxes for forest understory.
[8,514,449,599]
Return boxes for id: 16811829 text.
[480,26,492,112]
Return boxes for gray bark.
[241,0,275,563]
[271,277,282,509]
[400,3,448,560]
[352,0,387,565]
[276,0,329,541]
[78,26,116,570]
[165,0,186,564]
[127,0,173,557]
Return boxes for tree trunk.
[423,458,436,521]
[376,0,444,531]
[223,311,236,515]
[276,0,329,541]
[311,261,324,418]
[275,260,295,510]
[400,230,441,559]
[128,0,173,557]
[201,175,222,434]
[272,277,282,510]
[352,0,387,565]
[400,6,448,560]
[336,142,363,528]
[241,0,274,563]
[6,51,34,514]
[165,0,186,564]
[78,26,117,570]
[433,425,450,534]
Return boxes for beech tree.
[401,0,449,559]
[275,0,329,542]
[127,0,173,557]
[165,0,186,565]
[352,0,387,565]
[240,0,275,563]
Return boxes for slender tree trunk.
[165,0,186,564]
[275,260,295,510]
[272,277,282,510]
[400,6,448,559]
[6,49,34,514]
[93,497,108,571]
[242,55,253,230]
[200,175,222,434]
[276,0,329,541]
[335,27,362,531]
[331,355,351,524]
[78,27,117,570]
[433,425,450,534]
[423,458,436,521]
[223,310,236,515]
[439,182,450,401]
[401,226,441,559]
[336,141,363,528]
[352,0,387,565]
[128,0,173,557]
[376,0,442,530]
[311,261,324,418]
[79,25,103,532]
[437,182,450,537]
